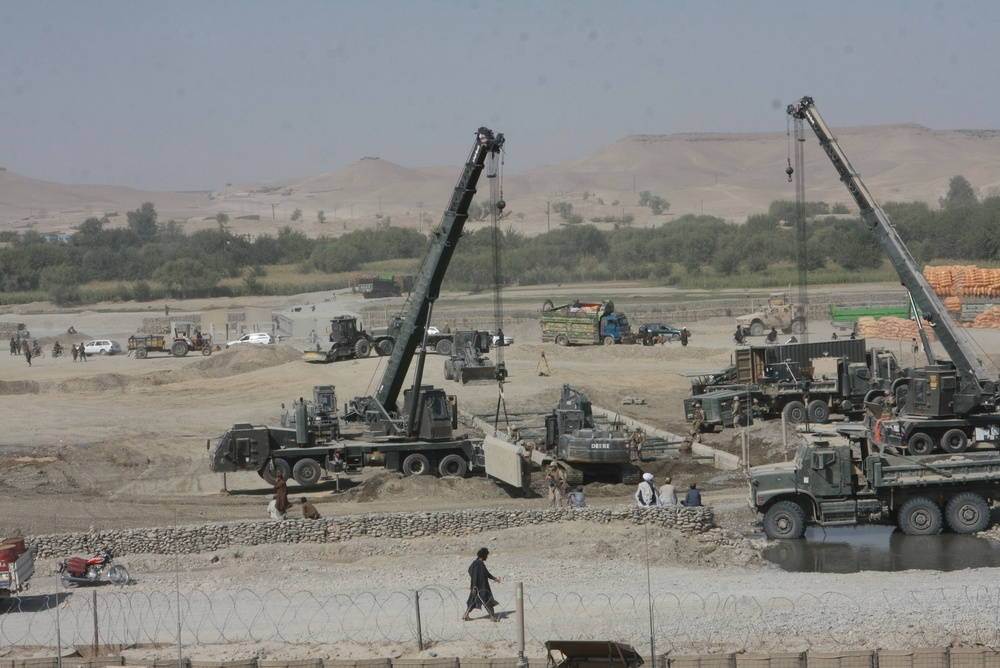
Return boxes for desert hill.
[4,123,1000,239]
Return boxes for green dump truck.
[749,427,1000,539]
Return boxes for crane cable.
[487,146,511,432]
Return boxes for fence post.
[516,582,527,668]
[415,590,423,651]
[93,589,99,654]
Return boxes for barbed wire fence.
[5,585,1000,653]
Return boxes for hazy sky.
[2,0,996,191]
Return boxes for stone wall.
[27,506,714,558]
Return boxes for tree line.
[0,175,997,305]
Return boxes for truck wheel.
[135,347,148,359]
[807,400,830,424]
[782,401,807,424]
[555,334,570,347]
[749,321,765,337]
[354,339,371,358]
[443,362,454,380]
[763,501,806,540]
[945,492,990,533]
[171,341,189,357]
[542,299,554,312]
[273,458,292,483]
[897,496,943,535]
[402,453,431,476]
[377,339,394,356]
[201,347,212,356]
[603,336,615,346]
[292,458,322,486]
[907,432,934,456]
[945,492,991,533]
[791,318,807,334]
[436,339,453,356]
[940,429,969,454]
[438,454,468,478]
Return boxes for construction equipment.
[750,426,1000,538]
[534,385,642,485]
[128,321,213,359]
[541,299,635,346]
[353,274,413,299]
[443,330,499,384]
[790,95,1000,455]
[302,315,377,363]
[210,127,526,488]
[735,292,806,337]
[684,338,900,427]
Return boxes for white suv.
[226,332,273,348]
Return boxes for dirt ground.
[3,282,1000,541]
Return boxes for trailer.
[540,299,635,346]
[0,537,34,599]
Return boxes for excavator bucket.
[459,364,497,384]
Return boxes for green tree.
[317,210,326,224]
[153,258,219,298]
[941,175,976,208]
[216,212,230,230]
[127,203,158,243]
[291,208,302,221]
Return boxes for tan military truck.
[735,292,806,337]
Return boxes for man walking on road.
[463,547,501,622]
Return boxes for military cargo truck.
[750,426,1000,538]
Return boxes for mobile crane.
[208,128,524,487]
[788,96,1000,455]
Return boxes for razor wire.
[6,585,1000,652]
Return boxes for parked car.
[83,340,122,355]
[637,323,684,341]
[490,330,514,346]
[226,332,274,348]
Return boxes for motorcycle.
[57,549,130,586]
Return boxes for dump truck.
[735,292,806,337]
[353,274,413,299]
[0,537,34,599]
[128,321,213,359]
[685,338,900,427]
[750,425,1000,538]
[541,299,635,346]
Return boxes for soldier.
[731,396,742,427]
[632,427,646,461]
[546,463,566,508]
[690,402,705,441]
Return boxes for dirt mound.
[333,470,518,504]
[182,344,303,376]
[0,380,41,395]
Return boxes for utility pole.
[633,175,637,193]
[270,203,276,221]
[546,201,550,232]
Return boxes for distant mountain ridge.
[3,124,1000,238]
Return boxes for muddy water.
[760,525,1000,572]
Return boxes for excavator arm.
[788,96,995,413]
[357,128,504,433]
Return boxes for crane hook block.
[496,199,506,211]
[785,164,794,182]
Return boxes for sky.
[1,0,997,192]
